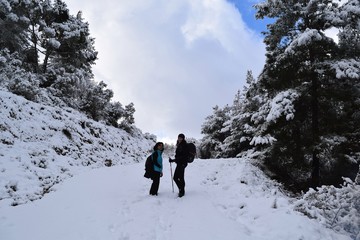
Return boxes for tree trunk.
[311,71,320,188]
[31,24,39,73]
[42,51,51,73]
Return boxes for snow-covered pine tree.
[0,0,136,132]
[0,0,96,104]
[118,103,136,132]
[80,81,113,121]
[0,0,41,99]
[220,70,258,158]
[328,0,360,185]
[199,105,231,159]
[42,2,98,110]
[219,90,244,158]
[0,0,29,55]
[254,0,359,191]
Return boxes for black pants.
[173,164,186,193]
[150,172,161,195]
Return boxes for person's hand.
[169,158,174,163]
[160,172,163,177]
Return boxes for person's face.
[177,137,183,142]
[157,144,163,150]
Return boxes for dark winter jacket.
[174,140,188,165]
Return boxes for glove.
[169,158,175,163]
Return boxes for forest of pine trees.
[0,0,135,131]
[200,0,360,192]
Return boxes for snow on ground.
[0,158,350,240]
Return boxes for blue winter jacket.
[152,150,163,173]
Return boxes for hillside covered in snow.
[0,90,154,206]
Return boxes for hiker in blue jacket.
[169,133,188,197]
[149,142,164,196]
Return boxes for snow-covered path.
[0,158,350,240]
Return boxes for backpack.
[144,154,154,179]
[186,143,196,163]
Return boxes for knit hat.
[178,133,185,139]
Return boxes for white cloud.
[65,0,266,142]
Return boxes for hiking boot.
[178,190,185,198]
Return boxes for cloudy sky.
[65,0,269,143]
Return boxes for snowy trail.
[0,158,350,240]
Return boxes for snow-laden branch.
[266,89,299,123]
[250,134,277,146]
[331,59,360,79]
[285,28,324,55]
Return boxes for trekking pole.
[170,159,174,193]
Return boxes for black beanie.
[178,133,185,139]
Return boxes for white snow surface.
[0,158,350,240]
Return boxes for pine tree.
[324,0,360,185]
[200,105,231,158]
[0,0,136,132]
[80,81,113,121]
[253,0,359,190]
[41,1,98,108]
[220,70,257,158]
[0,0,29,54]
[219,90,243,158]
[119,103,136,132]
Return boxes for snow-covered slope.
[0,90,154,206]
[0,158,350,240]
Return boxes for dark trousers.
[173,164,186,193]
[150,172,161,195]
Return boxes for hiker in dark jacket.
[149,142,164,196]
[169,133,188,197]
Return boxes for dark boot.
[178,189,185,198]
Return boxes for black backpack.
[144,154,154,179]
[186,143,196,163]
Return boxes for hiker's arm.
[169,157,181,163]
